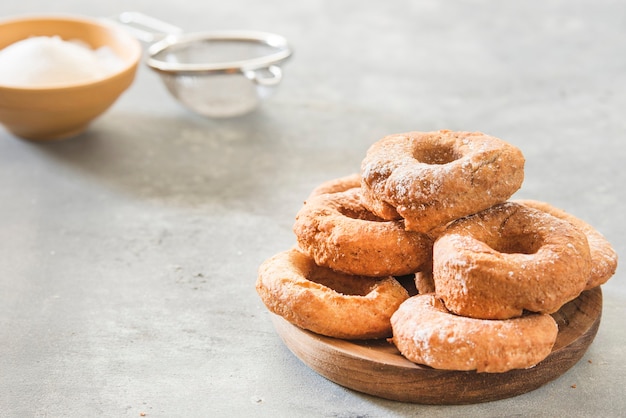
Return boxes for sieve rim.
[146,30,292,75]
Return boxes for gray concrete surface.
[1,1,625,417]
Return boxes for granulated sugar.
[0,36,124,87]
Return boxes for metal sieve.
[115,12,293,118]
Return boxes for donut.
[307,173,360,200]
[256,248,409,339]
[515,199,618,290]
[390,294,559,373]
[414,267,436,294]
[360,130,525,233]
[293,187,433,277]
[433,202,591,319]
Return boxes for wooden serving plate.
[271,287,602,404]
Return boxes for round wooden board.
[271,287,602,405]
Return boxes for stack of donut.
[256,129,618,373]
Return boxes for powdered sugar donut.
[256,248,409,339]
[391,294,558,373]
[516,199,618,290]
[360,130,525,233]
[414,267,436,294]
[434,202,591,319]
[294,187,433,277]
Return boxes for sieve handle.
[245,65,283,87]
[110,11,183,43]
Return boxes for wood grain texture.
[272,287,602,404]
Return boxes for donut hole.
[413,143,462,165]
[307,268,378,296]
[488,232,543,255]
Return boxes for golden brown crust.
[293,188,433,277]
[306,173,361,200]
[256,248,409,339]
[433,202,591,319]
[360,130,525,233]
[391,294,558,373]
[515,199,618,290]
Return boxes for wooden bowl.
[272,287,602,404]
[0,15,141,140]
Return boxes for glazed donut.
[360,130,525,233]
[515,199,618,290]
[307,173,360,200]
[390,294,558,373]
[434,202,591,319]
[256,248,409,339]
[293,187,433,277]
